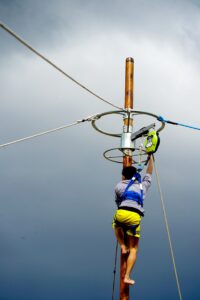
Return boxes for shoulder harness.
[121,173,144,207]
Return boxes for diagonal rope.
[153,156,183,300]
[112,240,118,300]
[158,116,200,131]
[0,22,122,110]
[0,114,98,150]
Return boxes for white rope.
[153,156,183,300]
[0,22,122,111]
[0,114,98,150]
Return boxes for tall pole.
[120,57,134,300]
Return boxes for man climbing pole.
[112,154,153,285]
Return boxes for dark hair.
[122,166,137,179]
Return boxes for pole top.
[126,57,134,63]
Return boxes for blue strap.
[121,173,143,207]
[158,115,200,131]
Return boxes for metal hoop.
[103,147,148,164]
[91,110,165,137]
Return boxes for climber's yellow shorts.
[112,209,141,238]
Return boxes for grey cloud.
[1,0,200,59]
[0,0,200,299]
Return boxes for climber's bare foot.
[121,245,129,254]
[124,276,135,285]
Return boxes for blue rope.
[158,116,200,131]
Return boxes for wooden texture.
[120,57,134,300]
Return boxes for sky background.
[0,0,200,299]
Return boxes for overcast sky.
[0,1,200,299]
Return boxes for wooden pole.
[120,57,134,300]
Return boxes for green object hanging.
[144,130,160,154]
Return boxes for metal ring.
[103,147,148,164]
[91,110,165,137]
